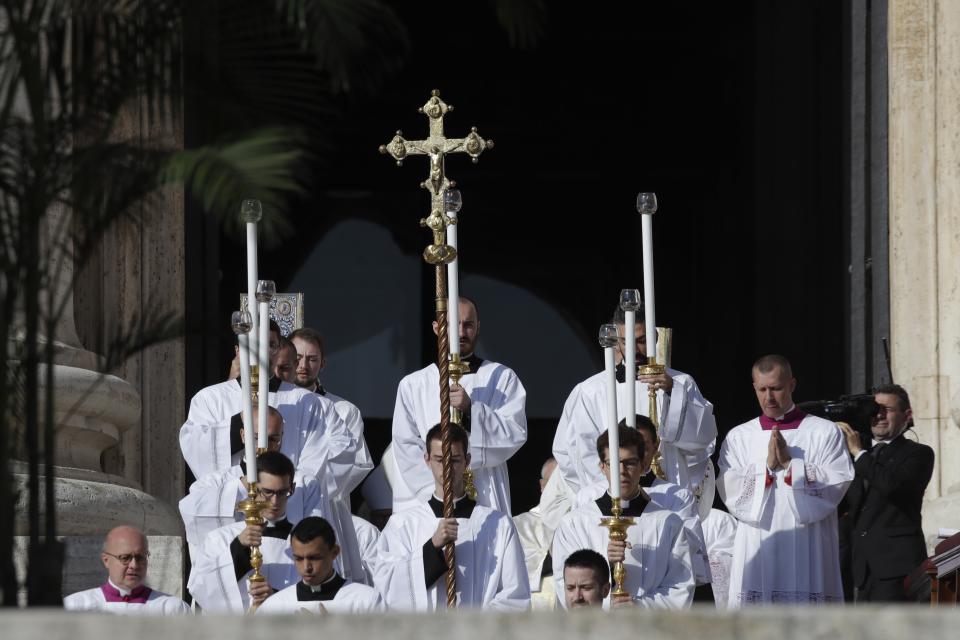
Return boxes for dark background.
[186,2,860,514]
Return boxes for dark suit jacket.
[843,433,934,586]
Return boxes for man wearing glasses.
[179,407,333,563]
[838,384,935,602]
[552,425,695,609]
[64,526,190,614]
[179,321,363,527]
[188,451,304,612]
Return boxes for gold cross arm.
[378,91,493,197]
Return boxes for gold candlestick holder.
[599,501,635,597]
[638,356,667,480]
[448,353,477,500]
[249,363,259,403]
[236,482,270,612]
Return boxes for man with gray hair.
[64,526,190,614]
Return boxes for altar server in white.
[391,297,527,513]
[257,516,381,614]
[64,526,190,615]
[372,423,530,610]
[553,425,695,609]
[553,305,716,496]
[179,322,363,497]
[187,451,301,612]
[718,354,853,606]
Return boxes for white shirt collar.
[108,578,136,597]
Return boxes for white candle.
[641,215,657,361]
[604,344,621,501]
[447,216,460,359]
[247,222,259,359]
[624,309,636,428]
[444,189,462,360]
[257,299,270,450]
[238,333,256,482]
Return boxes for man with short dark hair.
[553,425,695,609]
[718,355,854,606]
[286,325,373,585]
[563,549,611,609]
[64,526,190,614]
[553,304,716,505]
[391,296,527,514]
[188,451,302,612]
[257,516,381,613]
[372,423,530,610]
[838,383,934,602]
[179,322,359,492]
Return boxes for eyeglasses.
[103,551,150,565]
[601,458,642,471]
[256,487,293,499]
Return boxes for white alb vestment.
[64,584,190,615]
[371,499,530,611]
[391,360,527,513]
[553,367,716,496]
[352,515,381,585]
[552,490,696,609]
[702,508,737,608]
[256,577,382,614]
[188,520,298,613]
[718,414,854,606]
[513,506,556,610]
[179,380,362,496]
[177,466,370,584]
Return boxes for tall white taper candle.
[257,300,270,450]
[641,215,657,360]
[605,344,621,500]
[238,333,256,482]
[625,309,636,428]
[246,223,259,359]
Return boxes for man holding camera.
[837,384,935,602]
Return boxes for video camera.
[798,393,880,434]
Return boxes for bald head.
[103,525,147,553]
[540,458,558,493]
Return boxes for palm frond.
[491,0,547,50]
[274,0,410,94]
[160,127,307,242]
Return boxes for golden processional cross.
[379,90,492,608]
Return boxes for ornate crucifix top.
[379,90,493,264]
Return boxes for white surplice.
[64,585,190,615]
[311,389,374,585]
[256,578,382,614]
[371,501,530,611]
[352,515,380,586]
[702,508,737,608]
[717,414,854,606]
[177,466,370,584]
[553,368,716,497]
[187,520,299,613]
[179,380,361,499]
[391,361,527,513]
[552,491,696,609]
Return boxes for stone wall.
[889,0,960,543]
[2,607,959,640]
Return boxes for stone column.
[888,0,960,547]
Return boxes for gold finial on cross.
[379,90,493,264]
